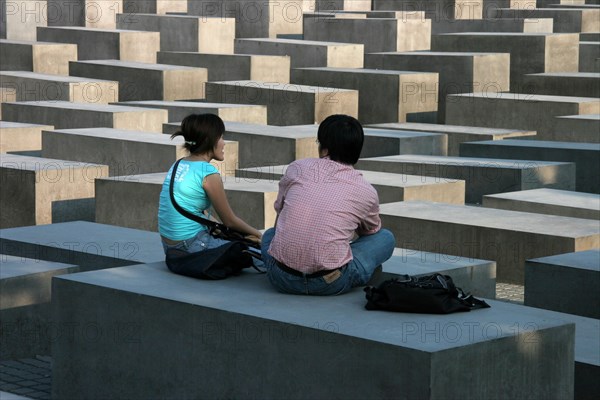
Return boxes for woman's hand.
[244,234,262,245]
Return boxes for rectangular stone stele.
[51,262,575,399]
[47,0,124,29]
[41,127,238,177]
[483,189,600,220]
[366,122,536,156]
[494,8,600,33]
[95,173,278,231]
[459,139,600,194]
[431,33,580,91]
[373,0,484,19]
[520,72,600,98]
[356,154,575,204]
[0,39,78,75]
[123,0,187,14]
[552,114,600,143]
[234,38,364,68]
[445,93,600,139]
[114,101,267,124]
[364,51,510,124]
[1,101,168,132]
[36,27,160,63]
[0,121,53,154]
[303,16,431,53]
[0,154,109,228]
[238,164,466,205]
[0,71,119,103]
[291,67,438,124]
[0,255,78,359]
[69,60,207,101]
[525,249,600,319]
[379,201,600,284]
[579,42,599,73]
[205,80,359,126]
[430,17,554,35]
[157,51,291,83]
[2,0,48,41]
[116,13,235,53]
[0,221,165,271]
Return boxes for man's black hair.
[317,114,364,165]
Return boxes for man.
[261,114,395,295]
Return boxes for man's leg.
[346,229,395,287]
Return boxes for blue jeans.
[261,228,395,295]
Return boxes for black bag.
[165,241,254,280]
[364,274,490,314]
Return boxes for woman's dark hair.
[317,114,364,165]
[170,113,225,154]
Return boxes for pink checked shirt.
[268,157,381,273]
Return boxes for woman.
[158,114,262,256]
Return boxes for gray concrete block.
[50,262,575,399]
[1,101,168,132]
[0,71,119,103]
[373,0,484,19]
[237,164,466,205]
[0,221,164,271]
[0,39,78,75]
[0,87,16,120]
[47,0,123,29]
[356,154,575,204]
[445,93,600,139]
[315,0,371,11]
[205,80,359,126]
[36,26,160,63]
[525,249,600,319]
[520,72,600,97]
[0,154,109,228]
[493,7,600,33]
[431,33,580,91]
[0,121,53,154]
[69,60,207,101]
[483,189,600,220]
[287,124,448,156]
[291,67,439,124]
[1,0,47,41]
[0,255,79,359]
[459,139,600,193]
[95,172,278,231]
[364,51,510,123]
[367,122,536,156]
[303,16,431,53]
[579,41,600,73]
[116,13,235,53]
[113,100,267,124]
[157,51,291,83]
[379,201,600,283]
[234,38,363,68]
[551,114,600,142]
[431,17,554,34]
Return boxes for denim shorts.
[161,229,230,254]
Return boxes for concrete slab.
[303,16,431,53]
[0,71,119,103]
[205,80,359,126]
[445,93,600,139]
[356,154,575,204]
[291,67,439,124]
[41,127,238,177]
[372,0,484,19]
[0,221,164,271]
[0,255,79,359]
[364,51,510,123]
[431,32,580,91]
[493,7,600,33]
[0,39,78,75]
[379,201,600,283]
[123,0,187,14]
[0,121,53,154]
[47,0,124,29]
[1,0,47,41]
[551,114,600,142]
[315,0,372,11]
[69,60,207,101]
[483,189,600,220]
[36,26,160,63]
[234,38,364,68]
[0,87,16,120]
[459,139,600,193]
[51,262,575,399]
[1,101,168,132]
[237,164,466,205]
[116,13,235,53]
[366,122,536,156]
[520,72,600,97]
[0,154,109,228]
[113,100,267,124]
[526,249,600,319]
[579,41,600,73]
[157,51,290,83]
[431,17,554,34]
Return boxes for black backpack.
[364,274,490,314]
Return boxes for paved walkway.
[0,284,524,399]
